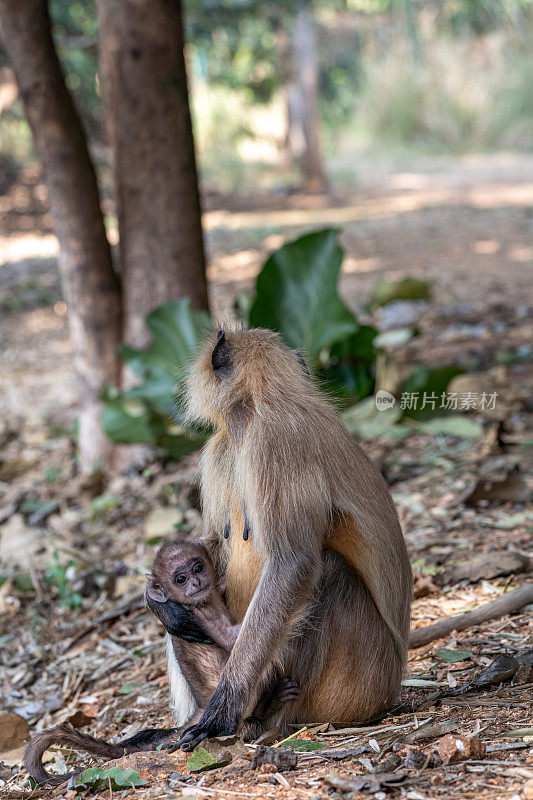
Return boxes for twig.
[272,725,307,747]
[409,584,533,649]
[321,721,417,737]
[170,780,256,797]
[26,555,44,600]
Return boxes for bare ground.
[0,153,532,799]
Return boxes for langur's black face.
[185,327,312,429]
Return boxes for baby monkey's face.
[146,542,215,609]
[171,555,211,604]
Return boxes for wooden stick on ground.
[409,584,533,649]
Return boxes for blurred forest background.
[0,2,532,796]
[3,0,532,179]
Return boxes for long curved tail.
[24,723,179,785]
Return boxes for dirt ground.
[0,153,531,800]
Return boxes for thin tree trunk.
[96,0,208,351]
[291,5,327,193]
[0,0,122,472]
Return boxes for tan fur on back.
[327,511,367,573]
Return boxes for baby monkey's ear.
[145,578,167,603]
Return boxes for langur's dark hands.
[178,689,240,751]
[146,597,213,644]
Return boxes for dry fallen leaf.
[413,573,440,598]
[0,514,48,569]
[512,664,533,685]
[65,710,98,727]
[0,745,27,767]
[405,720,459,744]
[404,748,427,769]
[451,653,520,694]
[0,711,30,751]
[112,573,146,599]
[0,578,20,614]
[201,735,249,762]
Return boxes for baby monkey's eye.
[194,563,204,574]
[175,575,186,584]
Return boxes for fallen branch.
[409,584,533,649]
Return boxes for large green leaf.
[435,649,471,663]
[74,766,146,790]
[118,297,212,381]
[248,228,359,362]
[157,426,206,460]
[418,416,483,439]
[101,298,211,457]
[101,390,157,445]
[125,363,176,416]
[101,390,204,455]
[369,276,431,309]
[144,298,213,379]
[343,396,402,439]
[318,326,377,404]
[187,746,231,772]
[280,739,327,751]
[400,365,464,419]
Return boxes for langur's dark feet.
[179,718,237,752]
[178,685,240,751]
[258,677,300,718]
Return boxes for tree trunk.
[291,5,327,193]
[0,0,122,472]
[96,0,208,350]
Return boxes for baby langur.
[145,540,240,719]
[24,540,298,785]
[146,541,299,730]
